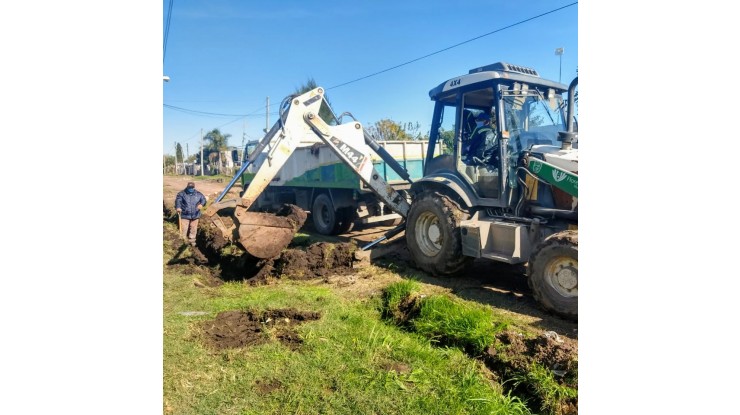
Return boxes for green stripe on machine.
[528,158,578,197]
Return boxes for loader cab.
[424,62,569,209]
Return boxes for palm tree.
[203,128,231,175]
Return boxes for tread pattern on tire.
[528,230,578,321]
[406,190,472,276]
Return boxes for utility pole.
[200,128,204,176]
[264,96,269,133]
[241,120,247,165]
[555,47,564,83]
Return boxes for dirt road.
[163,175,577,339]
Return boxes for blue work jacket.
[175,190,207,219]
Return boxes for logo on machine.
[552,170,567,182]
[530,160,543,173]
[330,137,366,169]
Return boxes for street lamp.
[163,75,170,82]
[555,48,564,83]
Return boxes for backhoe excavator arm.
[202,87,411,258]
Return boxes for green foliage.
[439,128,455,154]
[175,142,184,162]
[294,77,334,123]
[203,128,232,174]
[204,128,231,152]
[366,119,427,141]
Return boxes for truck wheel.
[312,193,340,235]
[406,191,472,276]
[335,207,356,234]
[528,230,578,321]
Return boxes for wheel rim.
[318,203,331,228]
[544,256,578,297]
[414,211,443,256]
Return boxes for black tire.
[335,207,356,235]
[405,191,472,276]
[528,230,578,321]
[312,193,340,235]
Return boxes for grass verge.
[163,230,532,414]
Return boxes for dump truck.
[203,62,578,320]
[239,139,442,235]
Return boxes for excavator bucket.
[236,211,301,258]
[204,203,308,259]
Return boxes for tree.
[163,154,176,175]
[366,119,426,141]
[439,128,455,155]
[175,143,184,164]
[204,128,231,175]
[294,78,334,123]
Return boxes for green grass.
[414,296,503,355]
[378,283,577,415]
[509,364,578,415]
[164,268,532,415]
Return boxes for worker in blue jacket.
[175,181,207,246]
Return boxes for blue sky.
[163,0,578,157]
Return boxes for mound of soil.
[246,242,357,285]
[201,308,321,351]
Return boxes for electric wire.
[165,2,576,153]
[163,0,174,63]
[326,2,577,90]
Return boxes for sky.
[5,1,740,413]
[163,0,578,157]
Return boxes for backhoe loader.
[202,62,578,320]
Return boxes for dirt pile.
[246,242,357,285]
[201,308,321,350]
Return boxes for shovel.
[177,211,186,242]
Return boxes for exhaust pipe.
[558,76,578,150]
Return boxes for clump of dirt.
[255,379,282,395]
[484,330,578,415]
[247,242,357,285]
[201,308,321,351]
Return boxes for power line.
[163,0,174,63]
[164,2,576,155]
[164,103,278,118]
[327,2,577,90]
